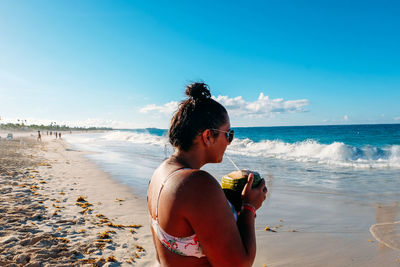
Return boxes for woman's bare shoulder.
[150,167,224,208]
[175,170,228,212]
[179,169,222,192]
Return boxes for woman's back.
[147,161,222,266]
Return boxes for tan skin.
[147,119,267,267]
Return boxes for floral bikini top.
[150,168,238,258]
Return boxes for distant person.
[59,132,62,139]
[46,131,49,135]
[37,131,42,142]
[55,132,58,139]
[50,131,52,136]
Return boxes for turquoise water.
[127,124,400,147]
[121,124,400,168]
[234,124,400,147]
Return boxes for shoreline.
[0,135,155,266]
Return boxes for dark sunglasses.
[211,128,235,143]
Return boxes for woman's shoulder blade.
[181,170,221,190]
[177,170,227,208]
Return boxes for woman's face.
[210,119,232,163]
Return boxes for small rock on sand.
[14,253,30,264]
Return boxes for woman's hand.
[241,173,267,210]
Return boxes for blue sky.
[1,0,399,128]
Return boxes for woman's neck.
[170,148,205,170]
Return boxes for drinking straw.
[225,155,240,171]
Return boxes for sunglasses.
[211,128,235,143]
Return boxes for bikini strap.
[155,168,191,219]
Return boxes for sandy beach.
[1,132,399,266]
[0,133,155,266]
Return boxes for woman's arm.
[181,171,266,267]
[236,173,267,264]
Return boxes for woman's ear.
[201,129,212,147]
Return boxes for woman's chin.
[209,158,222,164]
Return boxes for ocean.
[64,124,400,254]
[64,124,400,198]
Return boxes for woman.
[147,82,267,266]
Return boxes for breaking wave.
[227,139,400,168]
[100,130,168,146]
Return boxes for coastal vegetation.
[0,122,112,131]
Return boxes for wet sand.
[253,186,400,266]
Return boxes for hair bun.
[185,82,211,100]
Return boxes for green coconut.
[221,170,262,212]
[221,170,262,191]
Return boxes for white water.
[228,138,400,168]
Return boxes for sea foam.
[101,130,168,146]
[227,139,400,168]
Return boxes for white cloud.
[139,101,179,115]
[139,93,309,118]
[344,115,349,121]
[394,117,400,121]
[214,93,309,117]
